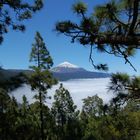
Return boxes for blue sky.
[0,0,139,75]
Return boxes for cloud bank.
[11,78,114,109]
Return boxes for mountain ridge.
[52,62,110,81]
[0,62,110,81]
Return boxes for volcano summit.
[51,62,110,81]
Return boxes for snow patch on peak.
[57,61,79,68]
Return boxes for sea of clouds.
[11,78,114,109]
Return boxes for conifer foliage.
[29,31,57,140]
[56,0,140,71]
[0,0,43,44]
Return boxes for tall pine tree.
[29,31,57,140]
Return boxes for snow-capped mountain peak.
[51,61,86,73]
[51,61,110,80]
[57,61,79,68]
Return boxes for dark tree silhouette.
[56,0,140,71]
[0,0,43,44]
[29,31,57,140]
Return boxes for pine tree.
[0,0,43,44]
[109,72,140,102]
[56,0,140,71]
[51,84,79,140]
[29,31,57,140]
[82,95,104,117]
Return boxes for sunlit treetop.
[56,0,140,71]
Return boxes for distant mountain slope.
[52,71,110,81]
[0,68,31,81]
[0,62,110,82]
[0,68,31,91]
[51,62,110,81]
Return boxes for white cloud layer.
[11,78,114,109]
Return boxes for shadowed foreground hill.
[0,68,31,81]
[0,68,31,91]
